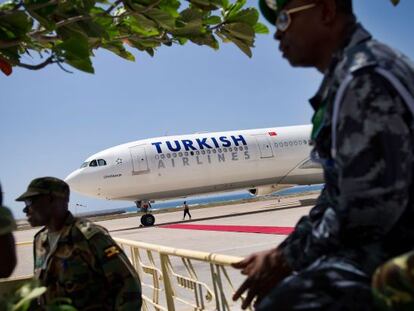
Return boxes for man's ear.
[319,0,337,25]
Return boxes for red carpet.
[161,224,294,235]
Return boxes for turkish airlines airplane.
[65,124,323,226]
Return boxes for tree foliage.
[0,0,269,75]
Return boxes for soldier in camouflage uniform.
[0,183,17,278]
[233,0,414,310]
[16,177,142,310]
[372,250,414,311]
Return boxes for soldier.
[0,183,17,278]
[372,250,414,311]
[232,0,414,310]
[16,177,142,310]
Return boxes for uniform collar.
[38,211,76,244]
[309,23,372,111]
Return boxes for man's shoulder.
[0,206,16,235]
[73,218,109,240]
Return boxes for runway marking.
[160,224,294,235]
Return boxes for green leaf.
[225,0,246,19]
[190,33,219,49]
[123,15,160,36]
[145,8,176,30]
[13,286,47,310]
[103,41,135,61]
[204,15,221,25]
[253,22,269,34]
[159,0,181,18]
[226,8,258,26]
[222,22,254,42]
[220,30,251,57]
[0,11,33,37]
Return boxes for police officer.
[232,0,414,310]
[16,177,142,310]
[0,183,17,278]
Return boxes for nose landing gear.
[135,200,155,226]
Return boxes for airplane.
[65,124,324,226]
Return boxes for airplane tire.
[141,214,155,227]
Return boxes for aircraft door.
[129,145,149,174]
[255,135,274,158]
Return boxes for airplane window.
[80,162,89,168]
[207,150,211,155]
[289,141,293,146]
[184,152,189,156]
[229,147,233,152]
[89,160,98,167]
[155,155,159,160]
[201,150,206,155]
[279,142,283,147]
[98,159,107,166]
[196,151,200,155]
[299,141,303,145]
[223,148,227,153]
[167,154,171,159]
[284,142,288,147]
[161,154,165,159]
[212,149,217,154]
[243,146,248,151]
[294,141,298,145]
[274,143,278,148]
[218,148,222,153]
[178,152,183,157]
[173,153,177,158]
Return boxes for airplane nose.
[65,170,83,192]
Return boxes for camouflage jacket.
[279,24,414,275]
[0,205,16,236]
[33,212,142,310]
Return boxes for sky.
[1,0,414,219]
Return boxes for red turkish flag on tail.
[268,132,277,136]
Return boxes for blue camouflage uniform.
[257,24,414,310]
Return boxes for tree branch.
[16,55,55,70]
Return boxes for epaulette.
[347,46,378,74]
[75,219,107,240]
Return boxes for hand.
[232,248,291,309]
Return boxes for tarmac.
[12,192,317,278]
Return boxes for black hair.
[335,0,354,15]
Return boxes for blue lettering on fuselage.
[152,135,247,154]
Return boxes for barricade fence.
[3,239,251,311]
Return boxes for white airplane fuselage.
[65,125,323,202]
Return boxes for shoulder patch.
[75,219,107,240]
[104,245,120,258]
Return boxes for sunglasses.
[276,3,317,32]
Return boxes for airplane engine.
[248,184,294,196]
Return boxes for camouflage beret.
[259,0,290,24]
[16,177,69,201]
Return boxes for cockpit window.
[80,162,89,168]
[89,160,98,167]
[98,159,107,166]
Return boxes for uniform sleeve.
[335,71,412,244]
[281,71,413,271]
[0,206,16,236]
[89,232,142,310]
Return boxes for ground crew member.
[183,201,191,220]
[16,177,142,310]
[232,0,414,309]
[372,250,414,311]
[0,183,17,278]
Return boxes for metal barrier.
[7,239,250,311]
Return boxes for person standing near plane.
[233,0,414,309]
[16,177,142,310]
[183,201,191,220]
[0,183,17,278]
